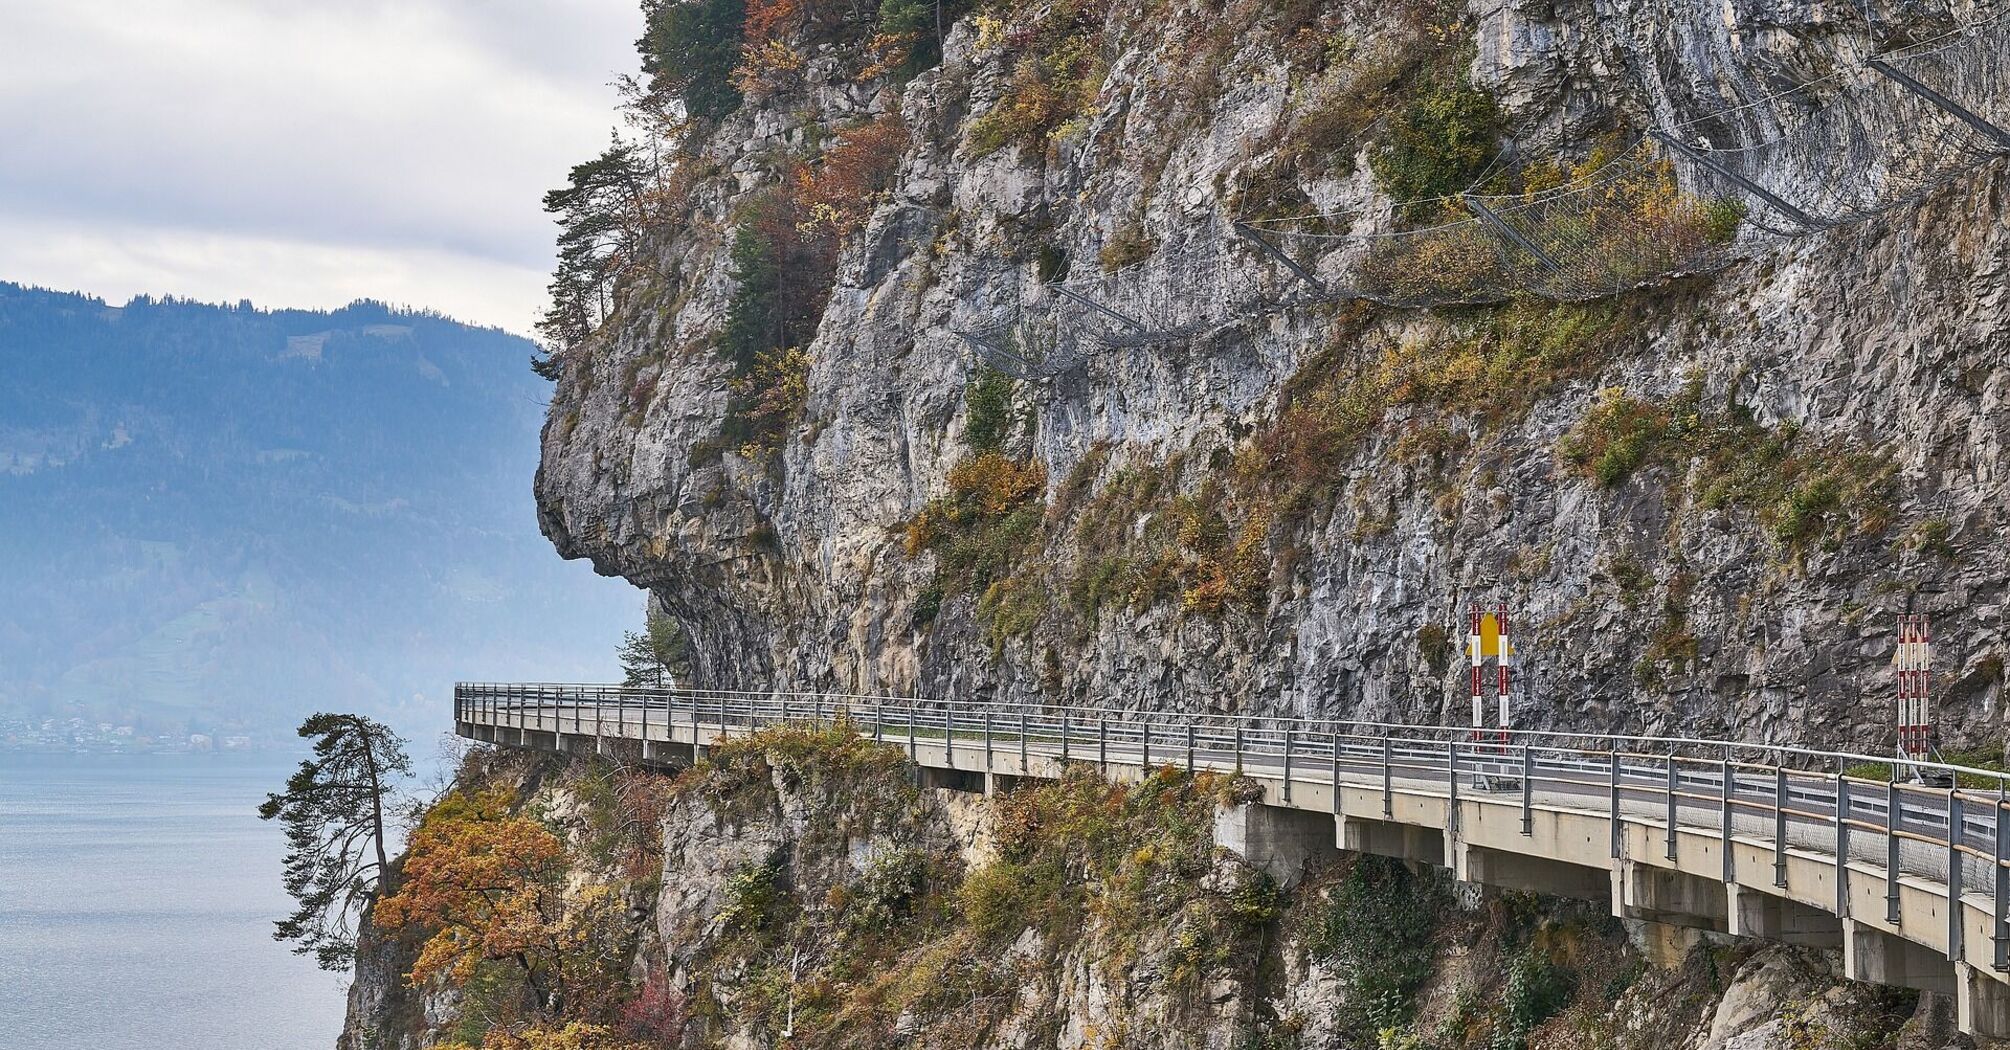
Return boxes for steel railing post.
[1950,791,1966,961]
[1098,718,1107,776]
[1283,727,1294,804]
[1382,736,1394,818]
[1185,723,1195,774]
[1665,753,1679,861]
[1887,777,1903,925]
[1835,763,1850,918]
[1994,791,2008,971]
[1521,744,1533,836]
[984,710,993,772]
[907,701,917,763]
[1721,751,1736,883]
[874,701,883,743]
[1448,739,1460,833]
[1609,737,1622,860]
[781,692,790,725]
[1020,710,1028,769]
[1234,724,1244,776]
[947,701,956,768]
[1142,716,1152,771]
[1062,711,1071,765]
[1332,730,1343,818]
[1774,763,1789,888]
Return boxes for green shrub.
[1559,390,1671,487]
[1561,384,1896,553]
[958,860,1064,939]
[1308,856,1450,1039]
[1098,224,1157,272]
[1369,67,1500,217]
[840,847,931,936]
[719,858,785,932]
[1488,943,1574,1050]
[963,367,1017,453]
[718,192,834,454]
[979,571,1051,647]
[904,453,1047,599]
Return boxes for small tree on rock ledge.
[259,712,411,970]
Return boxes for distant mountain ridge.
[0,282,636,749]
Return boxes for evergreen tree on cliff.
[618,611,689,688]
[259,712,410,970]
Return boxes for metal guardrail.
[454,681,2010,971]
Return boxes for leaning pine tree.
[259,712,410,970]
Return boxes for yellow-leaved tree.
[375,788,627,1022]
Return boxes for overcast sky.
[0,0,642,335]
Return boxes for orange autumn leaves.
[376,788,623,1006]
[793,115,909,239]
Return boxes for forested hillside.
[0,284,636,746]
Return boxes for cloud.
[0,0,643,333]
[0,213,552,333]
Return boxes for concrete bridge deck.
[454,682,2010,1037]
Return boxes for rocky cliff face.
[534,0,2010,750]
[342,737,1958,1049]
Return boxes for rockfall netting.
[957,13,2010,379]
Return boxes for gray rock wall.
[535,0,2010,753]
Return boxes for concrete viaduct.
[455,682,2010,1038]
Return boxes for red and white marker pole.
[1496,602,1512,747]
[1468,605,1484,741]
[1894,614,1933,764]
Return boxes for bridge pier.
[984,772,1025,796]
[1337,815,1444,867]
[1846,918,1956,995]
[918,766,984,794]
[1958,962,2010,1039]
[1452,841,1608,900]
[1214,803,1335,886]
[1726,883,1843,947]
[638,740,696,767]
[1613,860,1729,932]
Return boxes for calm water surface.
[0,752,349,1049]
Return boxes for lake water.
[0,752,350,1049]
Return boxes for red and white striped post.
[1468,605,1485,741]
[1895,614,1932,764]
[1495,602,1512,748]
[1464,602,1515,753]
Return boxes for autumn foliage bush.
[1558,381,1896,552]
[794,114,909,238]
[967,0,1110,156]
[375,787,630,1024]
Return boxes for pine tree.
[258,712,411,970]
[638,0,747,122]
[619,612,690,688]
[536,138,653,358]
